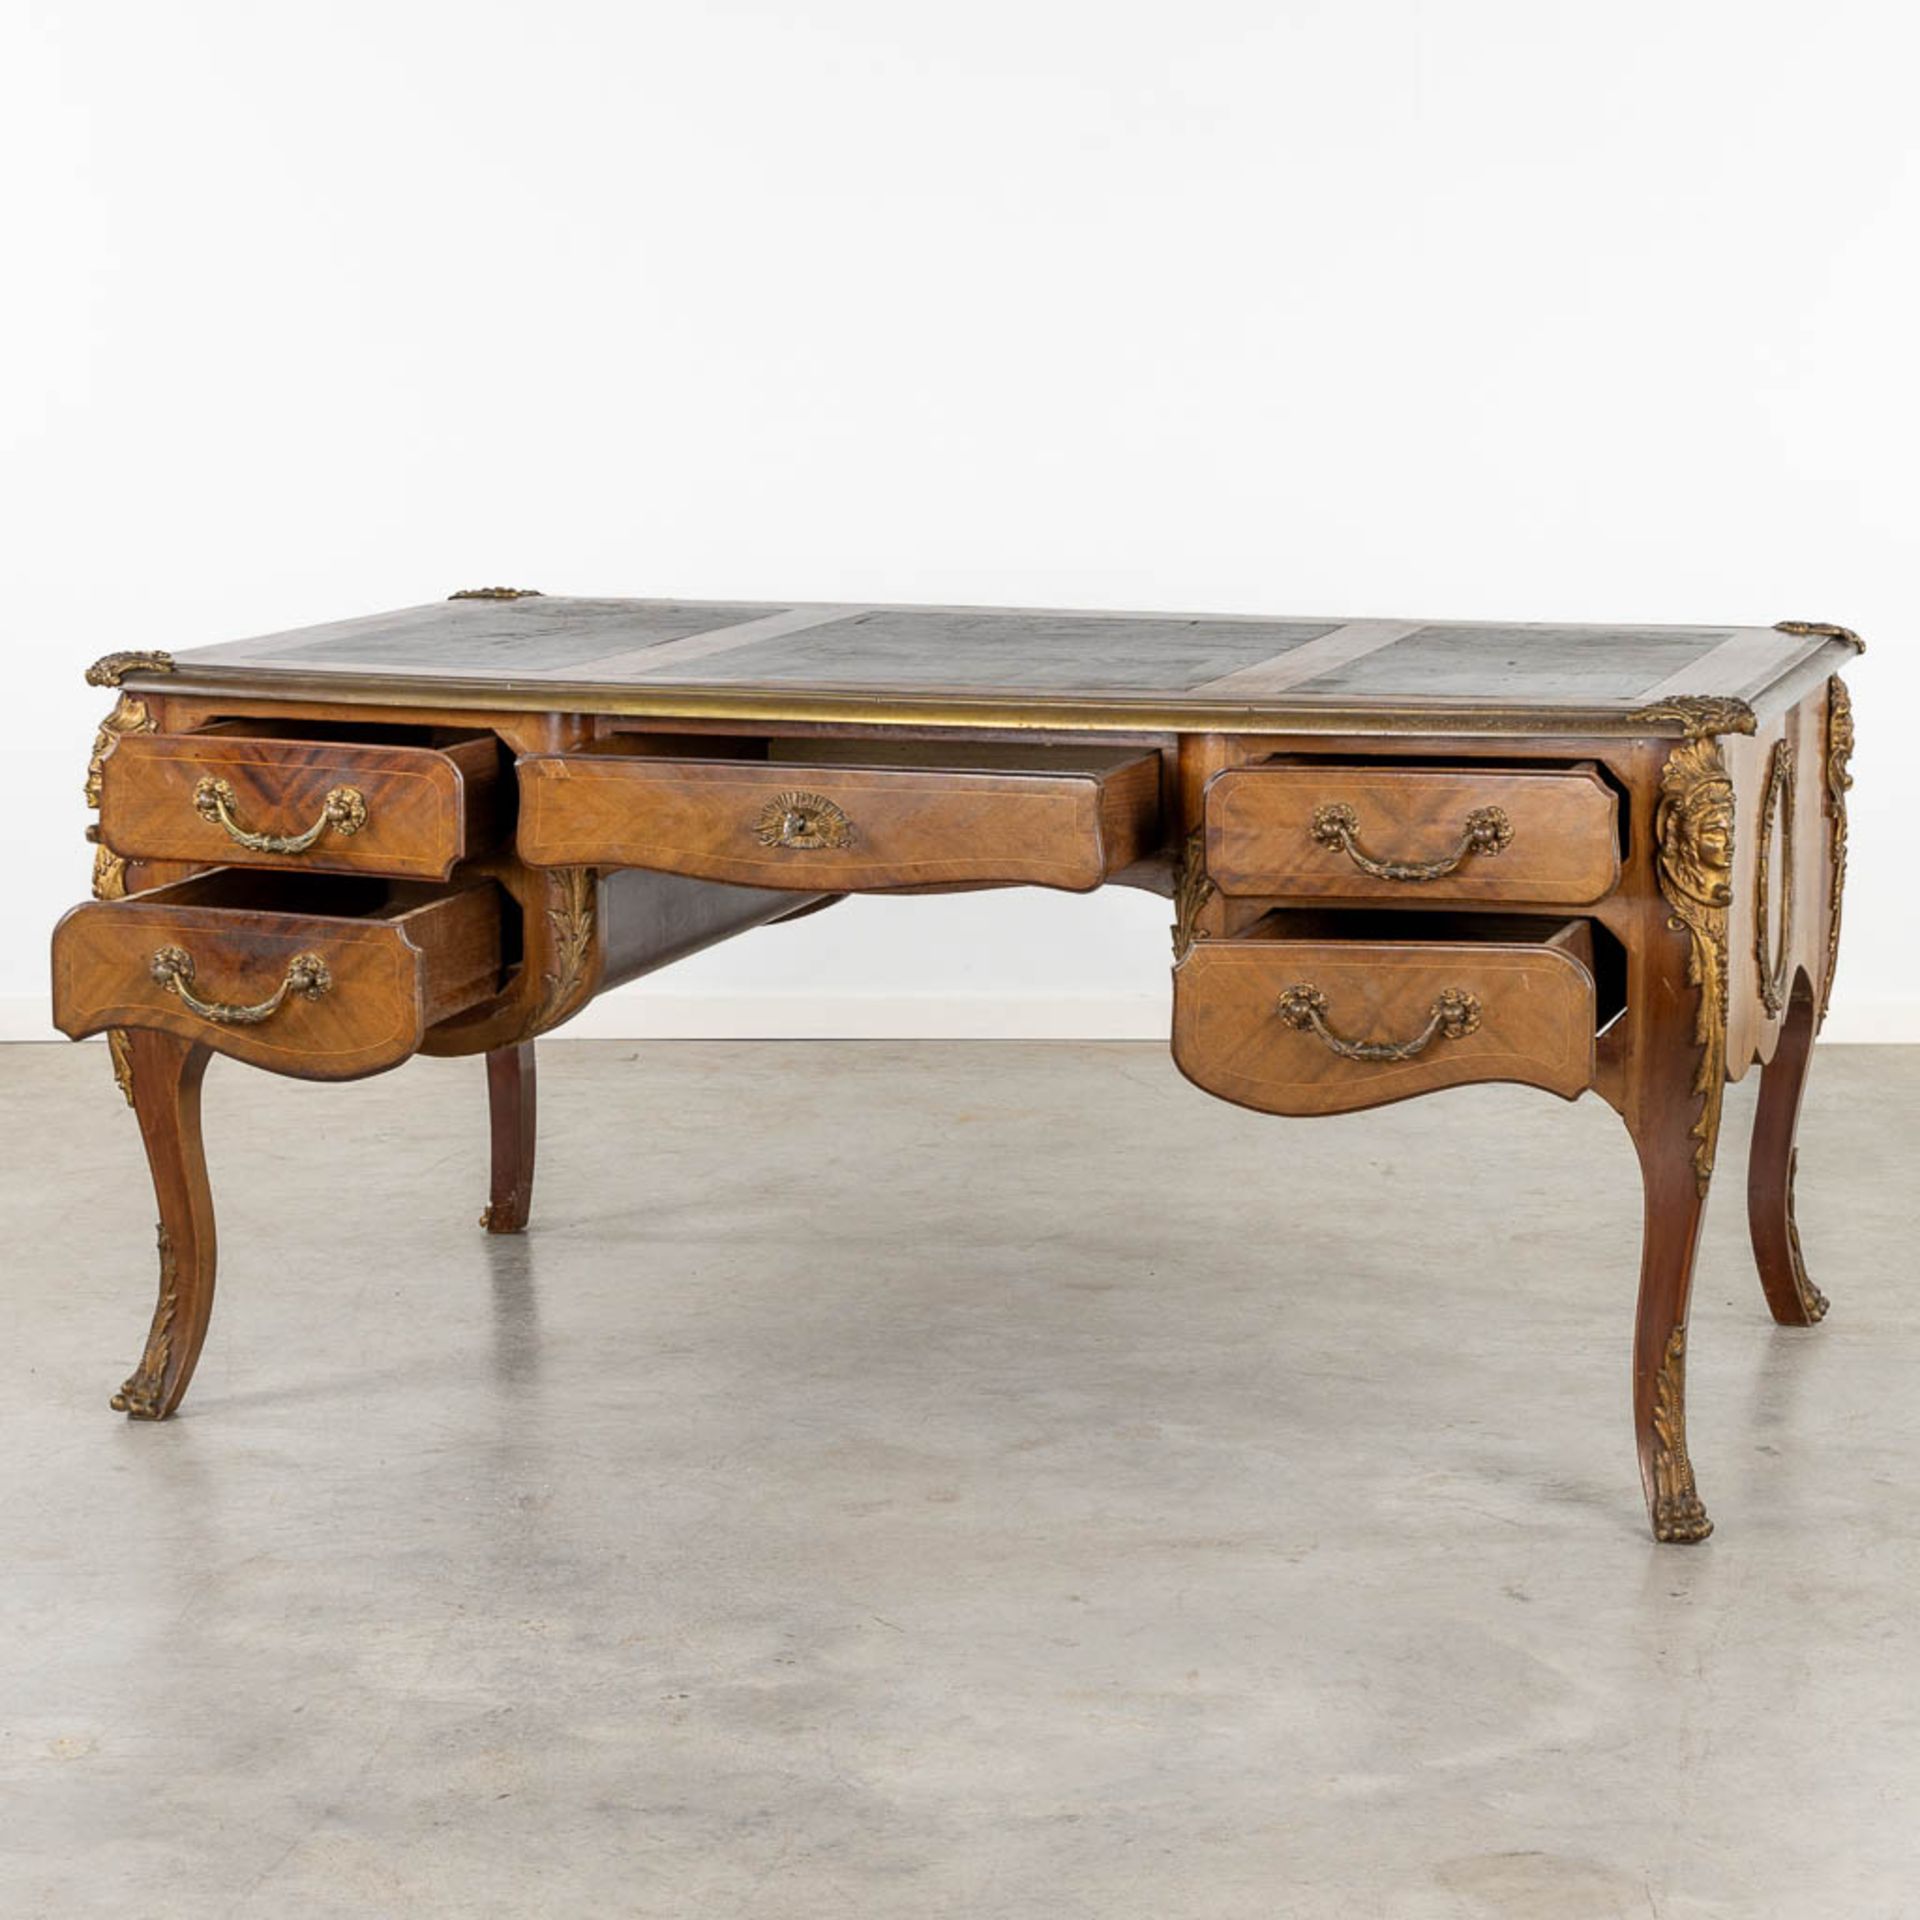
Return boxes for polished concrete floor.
[1,1039,1915,1919]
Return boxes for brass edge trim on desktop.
[113,642,1856,740]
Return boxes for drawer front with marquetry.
[98,731,504,880]
[1172,912,1597,1117]
[516,746,1162,892]
[1204,763,1620,904]
[52,872,504,1079]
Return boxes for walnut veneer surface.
[56,595,1864,1544]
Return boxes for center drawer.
[516,741,1162,891]
[1205,761,1620,904]
[1172,911,1599,1117]
[98,725,506,881]
[51,870,504,1080]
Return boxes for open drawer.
[98,724,506,881]
[52,870,504,1080]
[1173,911,1600,1117]
[515,740,1162,891]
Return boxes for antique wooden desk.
[54,594,1863,1542]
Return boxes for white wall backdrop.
[4,0,1915,1041]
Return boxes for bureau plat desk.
[53,594,1864,1543]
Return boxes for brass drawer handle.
[150,946,334,1026]
[1310,801,1513,881]
[1276,982,1481,1062]
[755,789,854,850]
[193,776,369,854]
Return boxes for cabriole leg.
[1627,1087,1716,1545]
[1748,975,1828,1326]
[1628,717,1739,1541]
[480,1042,537,1234]
[113,1030,216,1420]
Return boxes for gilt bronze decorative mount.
[755,791,854,851]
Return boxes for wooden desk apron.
[54,594,1864,1544]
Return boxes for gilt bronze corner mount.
[1628,695,1757,741]
[1775,619,1864,653]
[1655,731,1735,1193]
[86,651,176,689]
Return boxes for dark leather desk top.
[141,594,1861,735]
